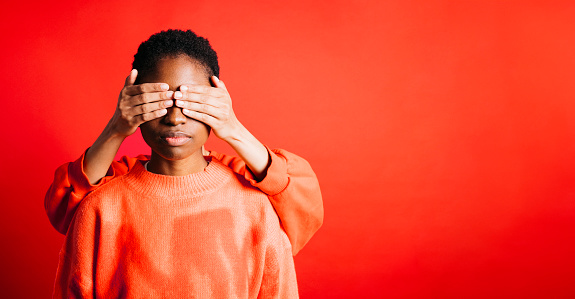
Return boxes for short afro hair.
[132,29,219,83]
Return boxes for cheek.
[188,119,211,138]
[139,122,168,152]
[139,123,157,143]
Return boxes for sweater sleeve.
[45,148,324,255]
[213,147,324,256]
[44,150,144,235]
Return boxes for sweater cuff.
[68,149,110,194]
[244,147,289,196]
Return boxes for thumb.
[211,76,227,90]
[125,69,138,87]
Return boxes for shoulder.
[77,170,132,215]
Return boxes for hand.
[176,76,270,179]
[175,76,242,141]
[109,69,175,137]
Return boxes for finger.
[126,90,174,106]
[133,99,174,115]
[133,109,168,124]
[175,101,222,118]
[124,69,138,87]
[124,83,170,96]
[211,76,227,91]
[177,92,222,106]
[179,84,215,95]
[180,83,227,101]
[182,108,217,126]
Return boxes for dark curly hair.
[132,29,219,83]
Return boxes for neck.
[147,150,208,176]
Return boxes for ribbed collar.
[122,159,233,200]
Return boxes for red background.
[1,0,575,298]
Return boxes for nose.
[162,105,187,126]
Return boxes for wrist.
[100,120,129,145]
[221,123,269,180]
[104,115,131,139]
[221,121,248,145]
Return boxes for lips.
[159,132,191,146]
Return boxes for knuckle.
[140,93,149,103]
[141,113,152,122]
[142,85,150,93]
[213,89,223,97]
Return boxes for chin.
[153,147,201,161]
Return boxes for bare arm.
[46,74,322,254]
[175,77,323,255]
[84,69,174,184]
[177,77,269,180]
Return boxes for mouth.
[159,132,192,146]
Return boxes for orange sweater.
[54,159,298,298]
[45,148,323,255]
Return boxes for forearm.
[84,119,126,185]
[223,122,270,181]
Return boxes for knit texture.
[45,148,324,255]
[53,159,298,298]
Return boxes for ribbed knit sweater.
[53,158,298,298]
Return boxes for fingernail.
[161,83,169,90]
[174,91,182,99]
[183,109,190,114]
[180,85,188,91]
[166,91,174,98]
[176,100,183,107]
[164,100,173,107]
[213,76,219,82]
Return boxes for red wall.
[1,1,574,297]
